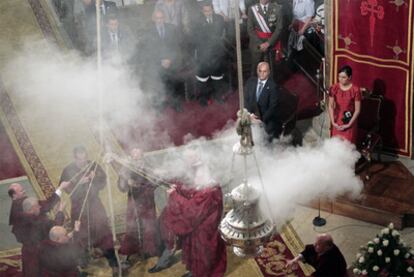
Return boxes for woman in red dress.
[328,65,361,144]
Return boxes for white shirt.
[260,3,269,13]
[256,78,267,100]
[293,0,314,22]
[212,0,246,18]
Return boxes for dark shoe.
[173,103,183,112]
[199,99,208,107]
[148,265,167,273]
[214,97,225,104]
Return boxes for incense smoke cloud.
[158,128,363,227]
[2,39,173,153]
[3,39,362,229]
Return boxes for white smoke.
[3,40,363,229]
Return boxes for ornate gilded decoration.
[360,0,385,47]
[386,40,407,60]
[338,33,357,49]
[389,0,408,12]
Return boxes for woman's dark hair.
[338,65,352,78]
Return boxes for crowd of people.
[8,144,353,277]
[5,0,367,276]
[51,0,325,111]
[8,145,345,277]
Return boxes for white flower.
[377,249,383,256]
[359,256,365,263]
[356,253,362,259]
[373,238,380,244]
[410,249,414,255]
[389,222,394,229]
[372,265,379,271]
[394,249,400,256]
[382,228,390,235]
[392,230,399,237]
[353,268,360,274]
[368,247,374,253]
[405,253,410,259]
[362,269,368,275]
[385,257,391,263]
[382,240,389,246]
[408,267,414,273]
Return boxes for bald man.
[286,233,347,277]
[19,197,66,277]
[244,62,282,142]
[39,221,82,276]
[8,181,70,248]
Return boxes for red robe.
[117,167,160,256]
[19,211,64,277]
[39,239,81,277]
[162,184,227,277]
[59,161,113,251]
[329,83,362,144]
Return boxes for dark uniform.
[247,2,283,75]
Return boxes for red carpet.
[0,254,20,277]
[113,72,319,151]
[112,92,239,150]
[256,236,307,277]
[281,72,320,120]
[0,121,25,181]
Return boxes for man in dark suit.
[247,0,283,75]
[193,2,227,106]
[102,14,132,61]
[244,62,282,141]
[79,0,117,55]
[140,9,184,112]
[285,233,347,277]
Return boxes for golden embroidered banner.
[329,0,413,156]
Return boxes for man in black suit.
[244,62,282,141]
[140,9,184,112]
[193,2,227,106]
[285,233,347,277]
[78,0,117,55]
[102,14,132,61]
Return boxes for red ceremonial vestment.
[117,167,160,256]
[329,83,362,144]
[162,184,227,277]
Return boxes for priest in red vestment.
[117,148,160,260]
[19,197,66,276]
[161,150,227,277]
[59,146,117,270]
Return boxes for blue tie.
[256,81,264,101]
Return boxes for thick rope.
[77,162,99,221]
[107,154,174,189]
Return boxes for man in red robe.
[117,148,160,262]
[19,196,66,276]
[39,220,82,277]
[159,150,227,277]
[59,146,117,271]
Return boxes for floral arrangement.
[353,223,414,276]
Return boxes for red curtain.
[330,0,413,156]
